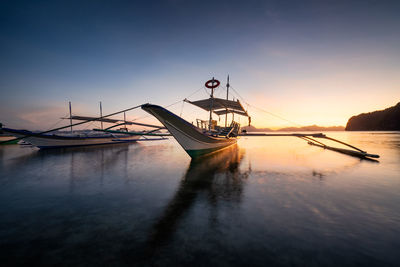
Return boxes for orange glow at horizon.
[237,68,400,129]
[2,65,399,131]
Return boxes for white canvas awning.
[184,98,249,117]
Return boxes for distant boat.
[1,128,142,149]
[142,77,250,157]
[1,102,168,149]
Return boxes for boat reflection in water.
[145,144,250,253]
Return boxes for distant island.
[242,125,344,132]
[345,102,400,131]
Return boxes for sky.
[0,0,399,130]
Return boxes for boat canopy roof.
[184,98,249,117]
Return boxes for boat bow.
[141,104,237,157]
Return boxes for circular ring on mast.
[205,79,220,89]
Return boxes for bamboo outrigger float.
[239,132,379,159]
[142,77,380,160]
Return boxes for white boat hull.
[142,104,237,157]
[164,119,236,153]
[2,128,140,149]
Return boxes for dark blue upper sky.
[1,0,399,128]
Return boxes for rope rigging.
[130,85,206,122]
[45,112,70,131]
[225,85,379,159]
[229,85,309,129]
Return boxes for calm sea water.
[0,132,399,266]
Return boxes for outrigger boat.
[1,103,169,149]
[142,77,380,160]
[1,128,142,148]
[142,77,247,157]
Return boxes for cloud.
[0,104,83,131]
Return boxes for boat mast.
[124,112,127,131]
[225,75,230,127]
[69,101,73,133]
[100,101,103,130]
[209,77,215,131]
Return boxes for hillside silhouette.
[346,102,400,131]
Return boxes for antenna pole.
[69,101,73,133]
[225,75,230,127]
[209,77,215,131]
[100,101,103,130]
[123,111,127,131]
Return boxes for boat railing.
[197,117,241,138]
[197,119,220,132]
[216,121,240,138]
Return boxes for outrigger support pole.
[93,128,170,137]
[0,104,144,145]
[103,121,165,131]
[239,132,380,159]
[322,136,366,153]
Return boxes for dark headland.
[346,102,400,131]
